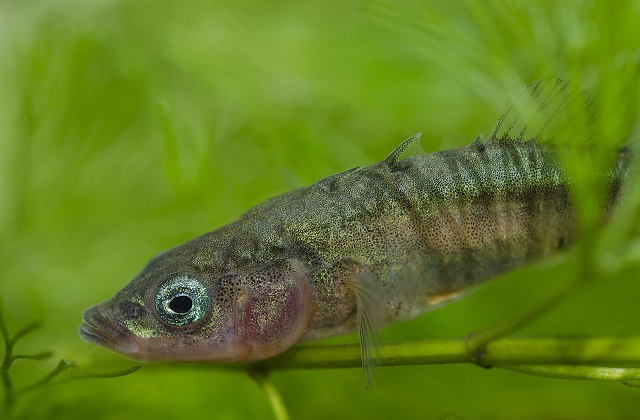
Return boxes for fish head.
[80,245,312,363]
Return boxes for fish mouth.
[79,305,139,355]
[79,321,110,347]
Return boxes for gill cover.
[216,258,312,361]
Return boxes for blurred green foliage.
[1,0,640,418]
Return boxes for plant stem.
[252,335,640,381]
[465,279,584,361]
[0,304,14,411]
[501,365,640,381]
[0,301,140,416]
[249,369,290,420]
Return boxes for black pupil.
[169,295,193,314]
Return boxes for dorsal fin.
[488,79,596,146]
[385,132,424,168]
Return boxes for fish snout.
[79,305,139,355]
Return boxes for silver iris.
[154,276,210,326]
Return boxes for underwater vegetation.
[0,302,139,417]
[2,0,640,419]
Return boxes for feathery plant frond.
[0,300,140,416]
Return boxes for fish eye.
[154,276,209,326]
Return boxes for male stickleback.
[80,80,631,379]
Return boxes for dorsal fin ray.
[488,79,596,146]
[385,132,424,168]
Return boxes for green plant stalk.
[249,335,640,381]
[501,365,640,381]
[0,307,13,411]
[464,279,584,359]
[249,369,290,420]
[0,304,53,413]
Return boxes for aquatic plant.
[0,301,140,417]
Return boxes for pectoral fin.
[348,270,384,389]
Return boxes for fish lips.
[79,305,139,355]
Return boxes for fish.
[79,79,632,385]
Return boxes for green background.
[1,0,640,418]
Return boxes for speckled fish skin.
[79,80,630,364]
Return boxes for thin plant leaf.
[11,323,42,343]
[13,351,54,361]
[622,381,640,388]
[71,365,142,380]
[33,359,74,387]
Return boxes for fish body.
[80,80,628,368]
